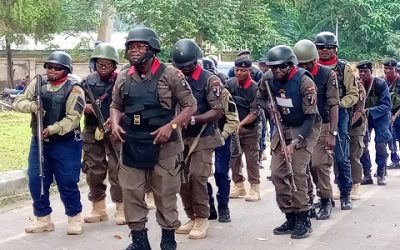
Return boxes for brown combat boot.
[25,215,55,233]
[350,183,361,200]
[67,213,83,235]
[188,218,209,239]
[245,184,261,202]
[176,219,195,234]
[115,202,126,225]
[145,191,156,210]
[84,199,108,223]
[229,182,246,198]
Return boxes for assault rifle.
[264,81,297,191]
[36,74,45,196]
[82,80,119,161]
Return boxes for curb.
[0,170,87,207]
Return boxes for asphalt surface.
[1,151,400,250]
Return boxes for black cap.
[234,56,252,68]
[383,59,397,67]
[356,60,372,70]
[237,49,251,57]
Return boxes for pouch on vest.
[122,132,160,169]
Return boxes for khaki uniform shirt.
[14,77,85,136]
[111,61,197,158]
[221,88,239,139]
[259,72,320,151]
[350,81,367,136]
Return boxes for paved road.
[1,155,400,250]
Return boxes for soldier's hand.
[42,128,50,140]
[111,124,126,143]
[84,103,96,115]
[104,118,111,131]
[285,143,295,162]
[151,124,172,144]
[391,114,398,124]
[325,134,336,150]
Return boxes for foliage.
[0,111,31,172]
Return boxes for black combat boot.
[208,202,218,220]
[377,175,387,186]
[361,174,373,185]
[160,229,176,250]
[218,207,231,223]
[291,211,312,239]
[316,198,332,220]
[273,212,296,235]
[340,196,352,210]
[125,229,151,250]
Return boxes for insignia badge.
[133,115,141,125]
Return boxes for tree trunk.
[96,0,113,43]
[5,37,14,88]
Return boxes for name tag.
[275,97,294,108]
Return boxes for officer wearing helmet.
[171,39,224,240]
[80,43,126,226]
[357,60,392,186]
[315,31,358,210]
[293,39,339,220]
[228,50,263,82]
[201,57,239,223]
[110,27,197,250]
[228,56,262,202]
[258,45,320,239]
[15,51,85,235]
[382,59,400,169]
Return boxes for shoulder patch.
[71,87,83,95]
[176,70,185,80]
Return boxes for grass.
[0,111,31,172]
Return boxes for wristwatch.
[170,122,178,130]
[330,130,338,136]
[190,116,196,125]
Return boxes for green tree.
[0,0,64,86]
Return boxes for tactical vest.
[183,69,218,138]
[333,60,347,99]
[120,64,176,169]
[365,77,386,109]
[226,78,258,129]
[84,72,115,126]
[314,65,331,123]
[268,68,312,127]
[31,77,77,141]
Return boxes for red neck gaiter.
[318,55,338,67]
[49,75,68,86]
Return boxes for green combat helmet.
[265,45,298,66]
[293,39,319,63]
[90,42,119,64]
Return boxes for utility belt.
[34,129,81,143]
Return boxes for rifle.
[264,80,297,191]
[82,80,119,161]
[36,75,45,197]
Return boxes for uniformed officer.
[228,56,262,202]
[81,43,125,225]
[258,57,270,74]
[383,59,400,169]
[349,80,367,200]
[293,39,339,220]
[315,31,358,210]
[201,58,239,223]
[357,60,392,186]
[14,51,85,235]
[171,39,224,240]
[110,27,197,250]
[228,50,263,82]
[259,45,321,239]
